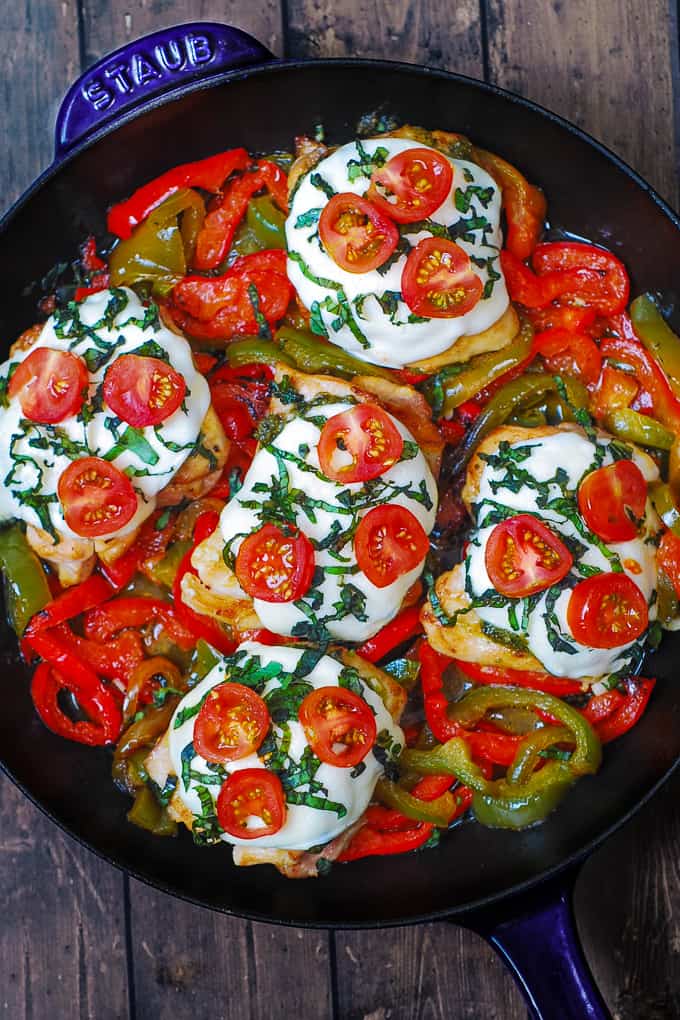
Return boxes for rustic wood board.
[1,0,679,1017]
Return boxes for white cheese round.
[285,137,509,368]
[0,288,210,540]
[168,641,404,851]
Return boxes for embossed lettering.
[154,39,185,72]
[83,79,114,111]
[104,63,133,94]
[187,34,214,66]
[132,53,162,86]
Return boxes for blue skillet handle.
[462,869,611,1020]
[54,22,274,161]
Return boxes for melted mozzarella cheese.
[0,288,209,540]
[169,641,404,850]
[464,430,661,678]
[285,138,509,368]
[214,396,437,642]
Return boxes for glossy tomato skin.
[578,461,647,542]
[57,456,137,538]
[317,404,403,483]
[103,354,186,427]
[299,686,377,767]
[401,237,483,318]
[8,348,88,424]
[367,147,453,223]
[216,769,286,840]
[318,193,399,273]
[485,514,573,597]
[235,523,315,603]
[354,504,429,588]
[194,683,270,764]
[567,572,649,648]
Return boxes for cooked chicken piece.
[10,323,43,357]
[378,124,474,161]
[351,374,443,476]
[157,406,229,507]
[288,136,329,198]
[144,653,405,876]
[25,527,97,587]
[407,305,519,374]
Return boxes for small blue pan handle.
[54,23,274,161]
[462,869,610,1019]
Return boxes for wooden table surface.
[2,2,680,1018]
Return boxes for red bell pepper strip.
[473,148,546,260]
[81,236,107,273]
[531,241,630,316]
[74,274,110,302]
[410,774,453,799]
[194,352,219,375]
[534,327,602,387]
[658,531,680,598]
[438,419,466,444]
[338,806,434,861]
[500,249,600,309]
[84,598,196,650]
[393,368,430,386]
[31,662,122,746]
[590,364,639,420]
[107,148,251,239]
[526,304,597,333]
[599,334,680,430]
[456,400,482,424]
[594,678,655,743]
[581,689,625,726]
[25,574,114,640]
[56,625,145,688]
[255,159,289,213]
[210,362,275,385]
[454,659,583,696]
[355,606,423,663]
[171,511,237,655]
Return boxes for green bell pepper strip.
[275,326,396,380]
[108,188,205,296]
[650,481,680,535]
[246,195,286,249]
[422,317,534,417]
[506,725,573,785]
[603,407,674,450]
[127,785,177,836]
[472,764,577,829]
[0,524,51,635]
[448,372,589,477]
[630,293,680,399]
[374,777,457,827]
[223,338,295,368]
[656,566,680,627]
[146,540,193,589]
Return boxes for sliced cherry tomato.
[367,147,453,223]
[9,348,88,424]
[216,768,286,839]
[298,686,377,767]
[103,354,186,427]
[578,461,647,543]
[567,573,649,648]
[657,530,680,598]
[235,523,315,603]
[531,241,630,316]
[485,514,573,597]
[317,404,403,483]
[401,237,482,318]
[194,682,270,763]
[354,505,429,588]
[57,457,137,538]
[533,328,602,386]
[318,193,399,273]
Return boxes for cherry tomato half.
[299,686,377,767]
[317,404,403,483]
[485,514,573,597]
[354,504,429,588]
[194,683,270,764]
[235,523,315,603]
[567,573,648,648]
[578,460,647,543]
[103,354,186,428]
[57,456,137,538]
[8,348,88,424]
[318,193,399,273]
[216,768,286,839]
[367,147,453,223]
[401,237,483,318]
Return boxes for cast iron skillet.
[2,23,680,1019]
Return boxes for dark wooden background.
[2,2,680,1017]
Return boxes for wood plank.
[0,774,130,1020]
[334,922,526,1019]
[485,0,679,207]
[1,0,80,206]
[128,878,333,1019]
[285,0,483,76]
[79,0,284,65]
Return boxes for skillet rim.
[1,55,680,928]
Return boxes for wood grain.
[284,0,484,76]
[0,775,130,1020]
[485,0,680,208]
[2,0,80,206]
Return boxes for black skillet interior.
[2,61,680,927]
